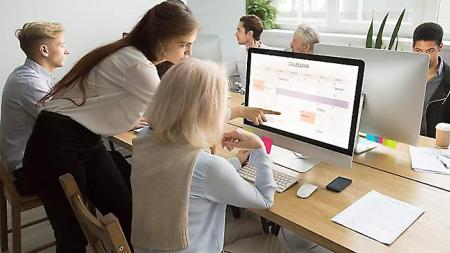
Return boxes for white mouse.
[296,184,318,199]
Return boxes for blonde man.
[290,24,319,54]
[0,22,69,194]
[132,59,286,253]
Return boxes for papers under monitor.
[331,190,424,245]
[409,146,450,175]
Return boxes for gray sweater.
[134,130,276,253]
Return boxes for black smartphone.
[326,177,352,192]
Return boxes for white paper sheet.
[331,190,425,245]
[409,146,450,175]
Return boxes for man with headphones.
[0,22,69,194]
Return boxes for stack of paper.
[409,146,450,175]
[331,190,425,245]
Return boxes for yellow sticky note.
[382,139,398,149]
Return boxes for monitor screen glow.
[244,48,364,168]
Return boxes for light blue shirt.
[135,131,276,253]
[0,59,54,171]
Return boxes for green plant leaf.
[375,12,389,49]
[366,19,374,48]
[388,9,405,50]
[246,0,278,29]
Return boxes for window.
[275,0,449,39]
[438,0,450,40]
[276,0,328,27]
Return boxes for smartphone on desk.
[326,176,352,192]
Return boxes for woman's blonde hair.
[16,22,65,58]
[148,59,228,148]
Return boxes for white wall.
[0,0,155,102]
[187,0,245,63]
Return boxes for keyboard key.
[238,165,298,193]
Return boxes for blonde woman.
[132,59,285,253]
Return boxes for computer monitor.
[314,44,428,145]
[245,48,365,168]
[192,34,223,63]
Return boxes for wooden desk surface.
[226,92,450,192]
[112,129,450,252]
[227,92,244,128]
[111,124,242,157]
[253,162,450,253]
[112,92,450,252]
[353,137,450,192]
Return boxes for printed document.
[331,190,424,245]
[409,146,450,175]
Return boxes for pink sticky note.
[261,136,273,154]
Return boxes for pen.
[437,155,449,169]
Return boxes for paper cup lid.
[436,123,450,131]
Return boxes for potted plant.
[246,0,278,29]
[366,9,405,50]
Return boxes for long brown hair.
[39,0,199,106]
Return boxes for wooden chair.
[0,161,54,253]
[58,173,131,253]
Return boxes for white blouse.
[44,46,159,136]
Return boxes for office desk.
[111,130,450,252]
[111,125,239,157]
[227,92,245,128]
[112,91,450,252]
[111,131,134,151]
[227,92,450,192]
[353,137,450,192]
[252,161,450,253]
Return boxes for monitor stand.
[269,145,320,173]
[354,136,379,155]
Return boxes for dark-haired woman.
[22,1,199,252]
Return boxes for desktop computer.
[192,33,223,63]
[314,44,428,147]
[244,48,365,169]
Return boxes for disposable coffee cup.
[435,123,450,148]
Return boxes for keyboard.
[238,163,299,193]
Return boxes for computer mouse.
[296,184,318,199]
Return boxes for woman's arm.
[229,106,281,125]
[203,148,276,209]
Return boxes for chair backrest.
[0,161,22,200]
[58,173,131,253]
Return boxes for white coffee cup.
[435,123,450,148]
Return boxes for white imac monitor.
[192,33,223,63]
[314,44,428,145]
[245,48,365,168]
